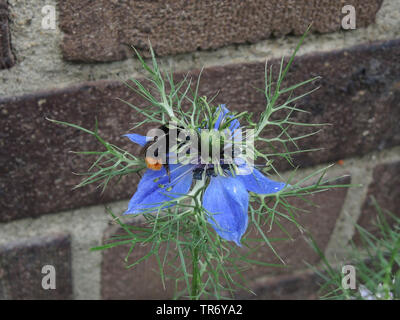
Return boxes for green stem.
[191,241,200,299]
[189,179,205,299]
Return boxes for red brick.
[0,40,399,222]
[101,224,178,299]
[356,161,400,240]
[0,234,73,299]
[59,0,383,62]
[0,82,146,222]
[239,271,321,300]
[190,40,400,171]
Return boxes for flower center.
[192,164,231,180]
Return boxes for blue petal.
[214,105,240,131]
[203,176,249,246]
[125,164,194,214]
[237,168,286,194]
[124,133,153,147]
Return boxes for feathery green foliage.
[49,28,352,299]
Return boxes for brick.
[0,82,145,222]
[101,224,178,299]
[190,40,400,171]
[0,0,15,69]
[235,176,350,281]
[239,271,321,300]
[356,161,400,240]
[1,39,399,222]
[59,0,383,62]
[0,234,73,299]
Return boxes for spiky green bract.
[46,118,146,192]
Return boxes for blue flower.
[124,105,286,246]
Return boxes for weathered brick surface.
[190,40,400,170]
[356,161,400,240]
[100,178,349,299]
[59,0,383,62]
[0,0,15,69]
[239,271,321,300]
[1,39,399,222]
[0,234,73,299]
[0,81,146,222]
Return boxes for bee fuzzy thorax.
[145,157,163,171]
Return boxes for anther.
[221,164,230,170]
[192,167,204,180]
[206,167,217,177]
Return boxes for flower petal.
[203,176,249,246]
[125,164,194,214]
[237,168,286,194]
[124,133,153,147]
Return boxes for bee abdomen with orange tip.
[145,157,163,171]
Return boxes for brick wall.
[0,0,399,300]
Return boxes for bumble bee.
[141,124,237,180]
[141,124,191,179]
[141,124,170,171]
[144,156,163,171]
